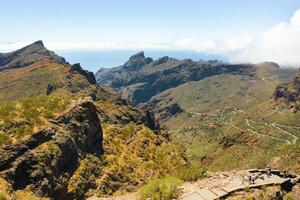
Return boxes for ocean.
[58,50,225,73]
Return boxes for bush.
[137,177,183,200]
[0,95,70,146]
[68,155,102,199]
[176,165,206,182]
[0,134,12,146]
[285,195,295,200]
[0,191,7,200]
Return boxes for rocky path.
[88,169,295,200]
[179,169,293,200]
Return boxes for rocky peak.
[13,40,47,56]
[25,40,45,50]
[130,51,145,60]
[32,40,44,47]
[123,51,153,70]
[152,56,169,66]
[71,63,96,84]
[0,41,67,70]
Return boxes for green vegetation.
[137,176,182,200]
[0,64,64,103]
[284,195,295,200]
[164,95,300,172]
[96,123,186,196]
[68,155,102,199]
[0,95,70,146]
[175,165,206,182]
[0,177,48,200]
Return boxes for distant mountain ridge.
[0,40,67,71]
[96,51,256,106]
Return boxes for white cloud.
[172,37,252,54]
[230,9,300,66]
[1,9,300,67]
[169,9,300,66]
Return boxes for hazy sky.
[1,0,300,65]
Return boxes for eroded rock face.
[274,71,300,110]
[123,51,153,70]
[71,63,97,84]
[0,98,103,199]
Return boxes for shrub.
[68,155,102,199]
[137,177,183,200]
[0,95,70,146]
[0,191,6,200]
[176,165,206,182]
[0,133,12,146]
[285,195,295,200]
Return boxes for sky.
[1,0,300,66]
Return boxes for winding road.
[227,119,299,145]
[189,111,299,145]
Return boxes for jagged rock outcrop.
[0,98,103,199]
[123,51,153,70]
[71,63,96,84]
[0,40,67,70]
[96,52,255,106]
[274,71,300,110]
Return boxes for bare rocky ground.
[88,169,300,200]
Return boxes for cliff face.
[0,98,103,199]
[274,71,300,110]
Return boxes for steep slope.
[0,41,67,70]
[96,52,299,175]
[274,70,300,111]
[143,62,296,119]
[163,70,300,173]
[96,53,296,120]
[0,41,96,102]
[0,43,187,199]
[0,98,103,198]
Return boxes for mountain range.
[0,42,186,199]
[0,41,299,199]
[96,51,300,173]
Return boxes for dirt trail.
[245,119,292,145]
[245,119,299,145]
[270,123,298,144]
[191,110,298,145]
[225,120,291,145]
